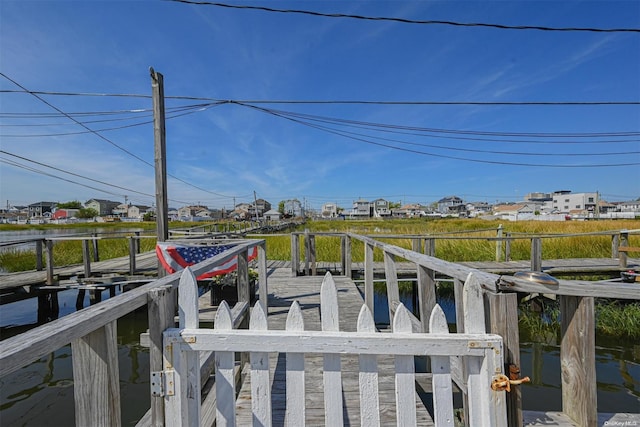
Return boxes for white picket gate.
[162,269,507,426]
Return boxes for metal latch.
[491,365,531,392]
[150,370,175,397]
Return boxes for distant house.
[372,199,391,217]
[51,208,80,220]
[350,199,371,218]
[321,203,338,218]
[264,209,281,221]
[28,201,57,218]
[437,196,464,215]
[493,203,537,221]
[178,205,209,220]
[283,199,303,217]
[128,205,151,219]
[85,199,120,216]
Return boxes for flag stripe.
[156,242,257,280]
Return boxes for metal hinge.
[150,370,175,397]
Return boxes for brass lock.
[491,365,531,392]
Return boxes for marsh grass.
[519,299,640,341]
[0,237,157,272]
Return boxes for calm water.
[1,283,638,424]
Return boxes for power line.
[242,103,640,168]
[165,0,640,33]
[0,103,222,137]
[2,89,639,106]
[0,73,240,199]
[236,104,640,141]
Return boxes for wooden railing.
[290,227,640,275]
[291,231,639,427]
[0,239,267,427]
[165,269,507,426]
[0,232,154,285]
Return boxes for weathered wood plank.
[71,320,121,427]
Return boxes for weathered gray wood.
[505,233,512,261]
[531,237,542,272]
[424,238,435,256]
[128,237,137,275]
[71,320,121,427]
[148,284,175,426]
[611,233,620,259]
[488,292,522,427]
[560,295,597,427]
[383,251,400,322]
[619,230,629,268]
[151,68,169,249]
[258,242,268,312]
[291,233,299,276]
[344,235,352,278]
[364,242,375,313]
[36,239,43,271]
[416,264,436,333]
[93,233,100,261]
[496,224,503,262]
[237,249,250,304]
[82,239,92,278]
[412,237,422,254]
[45,239,55,285]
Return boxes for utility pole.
[253,191,259,222]
[151,68,168,275]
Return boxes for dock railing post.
[92,233,100,261]
[505,233,512,261]
[618,230,629,268]
[71,320,121,427]
[531,237,542,272]
[383,251,400,322]
[82,239,92,278]
[291,233,300,277]
[45,239,55,285]
[496,224,503,262]
[559,295,597,427]
[416,264,436,333]
[128,237,137,276]
[488,292,522,427]
[258,242,268,313]
[364,241,374,313]
[148,284,176,426]
[424,237,435,256]
[304,229,310,276]
[343,234,352,278]
[35,239,43,271]
[611,232,620,259]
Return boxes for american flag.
[156,242,257,279]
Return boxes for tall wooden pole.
[151,68,169,276]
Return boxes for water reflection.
[0,289,150,426]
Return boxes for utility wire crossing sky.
[0,0,639,209]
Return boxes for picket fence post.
[430,304,454,425]
[321,272,343,426]
[357,305,380,426]
[285,302,305,426]
[249,304,271,426]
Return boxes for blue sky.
[1,0,639,211]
